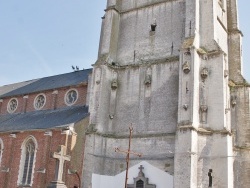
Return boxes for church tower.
[83,0,248,187]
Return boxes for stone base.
[47,181,67,188]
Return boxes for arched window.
[18,136,37,186]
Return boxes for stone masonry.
[82,0,250,188]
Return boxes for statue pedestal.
[47,181,67,188]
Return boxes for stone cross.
[52,145,71,183]
[127,165,156,188]
[139,165,144,172]
[138,165,144,177]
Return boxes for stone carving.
[184,48,191,55]
[182,61,191,74]
[231,95,237,107]
[200,68,208,80]
[224,70,229,78]
[95,68,101,84]
[200,105,208,124]
[108,71,118,131]
[48,145,70,188]
[145,67,152,87]
[111,71,118,90]
[87,124,97,133]
[145,75,152,86]
[183,104,188,111]
[127,165,156,188]
[186,81,189,93]
[111,79,118,90]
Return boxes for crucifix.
[52,145,71,183]
[115,125,142,188]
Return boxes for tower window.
[151,24,157,32]
[150,19,157,32]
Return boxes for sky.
[0,0,249,86]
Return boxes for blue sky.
[0,1,249,86]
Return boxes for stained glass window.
[34,94,46,110]
[20,139,35,186]
[65,89,78,106]
[7,98,18,113]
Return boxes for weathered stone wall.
[90,60,179,135]
[232,86,250,188]
[86,47,179,187]
[227,0,244,83]
[231,87,250,146]
[174,129,198,188]
[233,151,250,188]
[83,0,248,187]
[197,134,233,188]
[116,1,184,65]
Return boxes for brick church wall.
[0,84,88,115]
[0,81,89,188]
[0,131,62,188]
[0,119,88,188]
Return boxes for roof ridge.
[0,69,92,98]
[0,68,93,87]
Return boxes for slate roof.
[0,69,92,98]
[0,105,89,132]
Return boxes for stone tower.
[83,0,250,187]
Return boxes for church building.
[0,69,92,188]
